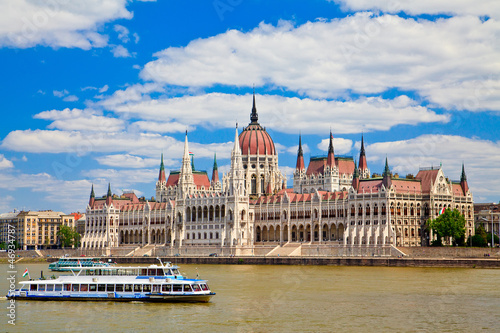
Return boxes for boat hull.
[7,293,215,303]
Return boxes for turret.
[250,89,258,124]
[326,131,335,168]
[158,153,166,183]
[211,153,221,190]
[460,163,469,194]
[178,131,195,197]
[358,134,369,179]
[105,183,113,206]
[382,157,392,189]
[352,159,360,191]
[89,184,95,207]
[296,134,305,171]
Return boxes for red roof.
[358,179,384,193]
[415,169,439,193]
[452,183,464,197]
[306,157,355,176]
[165,172,211,189]
[239,123,276,155]
[391,179,422,194]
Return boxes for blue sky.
[1,0,499,213]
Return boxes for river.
[2,263,499,332]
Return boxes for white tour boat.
[7,260,215,303]
[48,257,115,271]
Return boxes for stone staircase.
[266,243,302,257]
[126,245,155,257]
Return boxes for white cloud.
[0,195,15,212]
[365,134,500,200]
[280,166,296,179]
[114,24,129,43]
[34,108,124,132]
[133,32,140,44]
[0,0,133,49]
[53,89,69,98]
[111,44,131,58]
[0,154,14,169]
[106,93,447,134]
[1,129,234,160]
[95,154,173,168]
[284,143,310,155]
[140,15,500,111]
[99,85,109,93]
[63,95,78,102]
[333,0,500,19]
[128,121,194,133]
[317,137,353,155]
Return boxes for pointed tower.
[89,184,95,207]
[226,124,245,197]
[358,134,370,179]
[250,89,258,124]
[460,163,469,194]
[178,131,195,197]
[211,153,221,191]
[326,131,335,168]
[158,153,166,183]
[382,157,392,189]
[293,134,306,193]
[105,183,113,206]
[352,159,360,191]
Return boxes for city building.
[474,203,500,236]
[0,211,19,245]
[16,210,75,250]
[82,94,474,254]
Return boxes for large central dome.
[238,93,276,156]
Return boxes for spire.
[352,159,360,191]
[158,153,166,183]
[383,157,391,177]
[211,153,220,185]
[89,184,95,206]
[460,163,467,182]
[360,134,365,156]
[179,130,194,197]
[233,124,241,154]
[105,183,113,205]
[183,130,190,160]
[296,134,305,170]
[327,131,335,167]
[460,163,469,194]
[250,89,258,123]
[383,157,392,189]
[358,134,368,173]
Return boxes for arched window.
[251,174,257,195]
[260,174,265,194]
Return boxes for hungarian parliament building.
[82,95,474,256]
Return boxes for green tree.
[57,225,80,248]
[427,208,466,246]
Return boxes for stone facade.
[82,95,474,254]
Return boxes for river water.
[2,263,499,332]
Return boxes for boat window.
[80,284,88,292]
[134,284,142,292]
[172,269,180,275]
[86,270,95,276]
[200,284,209,291]
[39,284,46,291]
[192,284,201,292]
[106,284,114,292]
[20,285,29,291]
[157,269,163,276]
[165,269,172,275]
[64,284,71,291]
[72,284,79,292]
[46,284,54,291]
[54,284,62,291]
[183,285,192,292]
[115,284,124,292]
[124,284,133,292]
[143,285,151,292]
[161,284,171,292]
[148,269,155,276]
[30,284,37,291]
[89,284,97,292]
[98,284,106,292]
[95,269,101,276]
[172,284,182,292]
[141,269,147,276]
